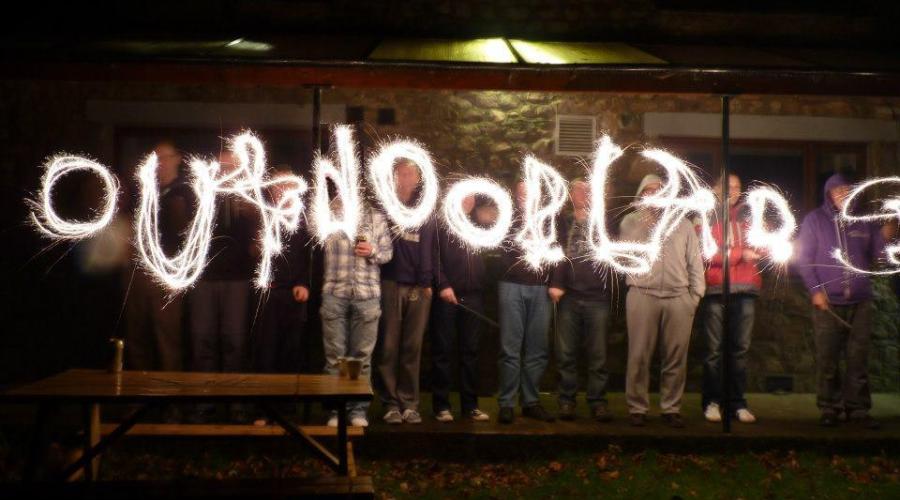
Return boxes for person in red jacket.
[697,173,761,424]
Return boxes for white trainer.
[704,403,722,422]
[350,415,369,427]
[435,410,454,423]
[402,408,422,424]
[736,408,757,424]
[468,409,490,422]
[326,414,338,428]
[383,409,403,425]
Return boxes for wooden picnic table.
[3,369,373,484]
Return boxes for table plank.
[2,370,372,403]
[99,423,366,437]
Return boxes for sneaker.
[350,414,369,427]
[252,418,269,427]
[662,413,685,428]
[522,404,555,422]
[383,408,403,425]
[435,410,454,423]
[402,409,422,424]
[592,403,612,423]
[629,413,646,427]
[499,407,514,424]
[736,408,757,424]
[558,402,576,421]
[850,414,881,430]
[468,409,490,422]
[819,412,838,427]
[326,413,338,428]
[704,403,722,423]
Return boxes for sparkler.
[136,132,306,291]
[514,156,568,269]
[745,186,797,263]
[832,177,900,274]
[441,177,513,250]
[30,155,119,240]
[310,125,363,243]
[587,136,717,275]
[367,139,439,230]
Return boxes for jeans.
[812,300,872,417]
[497,282,551,408]
[555,296,610,408]
[431,293,483,414]
[320,293,381,417]
[701,294,755,410]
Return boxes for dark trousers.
[377,280,432,411]
[701,294,755,410]
[812,301,872,417]
[556,296,610,408]
[254,287,308,374]
[189,279,251,374]
[124,270,184,371]
[431,293,483,414]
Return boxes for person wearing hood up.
[620,174,705,428]
[796,173,885,429]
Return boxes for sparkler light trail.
[367,139,439,230]
[514,156,568,270]
[135,153,218,290]
[745,186,797,263]
[310,125,363,243]
[30,155,119,240]
[31,125,900,285]
[136,132,306,291]
[833,176,900,274]
[442,177,513,250]
[587,136,717,275]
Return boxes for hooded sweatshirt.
[619,174,706,300]
[796,173,885,305]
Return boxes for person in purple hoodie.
[796,173,884,429]
[377,159,436,425]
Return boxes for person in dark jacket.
[253,168,313,376]
[187,150,259,424]
[431,194,490,423]
[124,140,193,422]
[552,179,613,422]
[796,173,885,429]
[377,159,436,425]
[697,174,761,425]
[496,180,567,425]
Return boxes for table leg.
[24,402,52,482]
[337,403,348,476]
[80,403,100,481]
[59,402,154,482]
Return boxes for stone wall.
[2,80,899,392]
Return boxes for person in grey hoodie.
[620,174,705,428]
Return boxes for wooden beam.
[4,60,900,96]
[99,423,365,437]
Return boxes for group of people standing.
[125,139,885,430]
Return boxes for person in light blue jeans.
[497,281,553,417]
[321,294,381,420]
